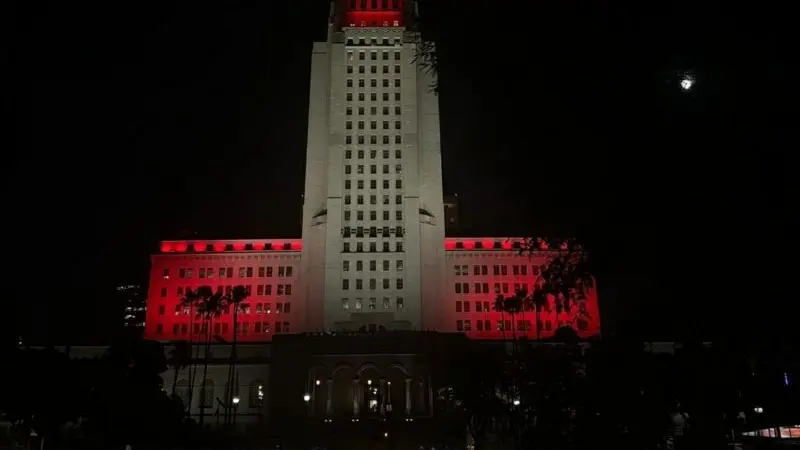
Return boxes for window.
[342,298,349,309]
[397,297,404,310]
[343,279,350,290]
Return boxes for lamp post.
[232,396,240,427]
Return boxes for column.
[326,378,333,416]
[404,377,412,415]
[352,378,360,416]
[418,380,425,415]
[379,378,387,414]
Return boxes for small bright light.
[754,406,763,413]
[384,432,389,438]
[316,379,321,386]
[303,393,311,402]
[388,381,391,386]
[513,399,520,406]
[680,77,693,91]
[232,396,240,404]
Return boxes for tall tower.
[300,0,446,333]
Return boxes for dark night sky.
[10,0,797,344]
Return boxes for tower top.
[342,0,407,28]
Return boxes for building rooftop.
[156,237,578,254]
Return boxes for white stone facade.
[300,7,445,334]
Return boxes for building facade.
[140,0,601,436]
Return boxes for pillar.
[352,378,360,416]
[379,378,387,413]
[326,378,333,416]
[404,377,412,415]
[418,379,425,415]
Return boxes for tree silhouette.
[223,285,250,426]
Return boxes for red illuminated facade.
[343,0,405,28]
[145,237,600,342]
[146,239,303,342]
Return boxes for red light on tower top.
[343,0,405,28]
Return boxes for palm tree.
[493,294,507,342]
[531,281,548,343]
[195,285,224,428]
[167,340,191,400]
[522,293,535,340]
[223,285,249,426]
[503,295,522,344]
[179,288,201,414]
[514,288,529,339]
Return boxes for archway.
[331,364,355,417]
[385,363,410,417]
[357,363,382,417]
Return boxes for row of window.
[343,226,404,238]
[344,179,402,192]
[344,193,403,205]
[347,78,402,89]
[346,106,402,116]
[343,259,403,272]
[456,319,563,332]
[154,320,291,336]
[348,50,402,62]
[348,0,401,13]
[345,134,402,145]
[343,241,404,253]
[453,264,539,277]
[346,120,402,130]
[345,149,402,160]
[345,37,402,47]
[343,209,403,222]
[342,296,404,310]
[455,300,554,313]
[345,165,403,178]
[160,301,292,316]
[454,282,533,295]
[170,265,294,280]
[344,167,403,184]
[342,278,404,290]
[159,284,293,298]
[346,65,401,75]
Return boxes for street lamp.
[232,396,240,405]
[304,393,311,402]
